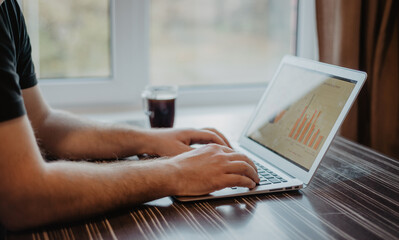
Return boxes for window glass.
[22,0,111,79]
[150,0,297,86]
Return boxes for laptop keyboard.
[254,162,288,185]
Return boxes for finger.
[202,129,230,148]
[225,152,257,173]
[221,174,257,189]
[201,143,235,154]
[215,144,235,153]
[202,128,232,148]
[174,143,195,155]
[188,129,229,147]
[224,161,260,183]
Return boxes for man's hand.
[167,144,260,196]
[143,127,232,157]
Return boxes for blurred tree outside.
[22,0,111,79]
[150,0,296,86]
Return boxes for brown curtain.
[316,0,399,159]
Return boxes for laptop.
[175,55,366,202]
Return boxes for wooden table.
[7,108,399,240]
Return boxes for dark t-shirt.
[0,0,37,235]
[0,0,37,123]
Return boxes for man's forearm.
[37,110,150,159]
[6,159,176,230]
[0,116,178,231]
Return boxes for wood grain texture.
[7,137,399,240]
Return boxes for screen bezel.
[239,55,366,185]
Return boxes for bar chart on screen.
[289,106,324,151]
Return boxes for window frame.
[20,0,149,107]
[21,0,318,109]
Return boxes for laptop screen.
[246,64,356,171]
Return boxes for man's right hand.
[168,144,260,196]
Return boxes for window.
[19,0,317,108]
[20,0,148,106]
[22,0,111,79]
[150,0,297,86]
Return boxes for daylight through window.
[150,0,297,86]
[22,0,111,79]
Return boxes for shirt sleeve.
[15,0,37,89]
[0,9,26,122]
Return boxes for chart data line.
[299,110,317,142]
[304,111,321,144]
[309,129,320,148]
[314,136,324,150]
[294,115,308,140]
[289,106,307,137]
